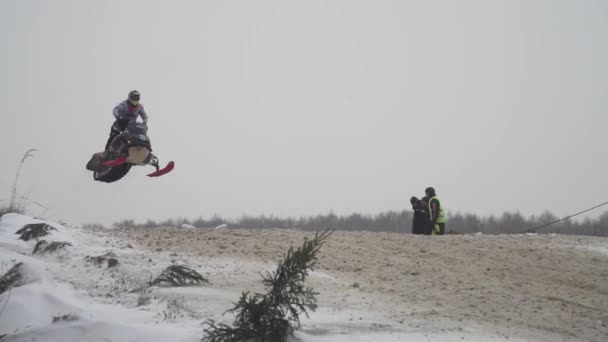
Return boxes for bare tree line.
[112,210,608,237]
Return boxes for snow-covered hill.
[1,213,606,341]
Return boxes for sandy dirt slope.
[97,227,608,342]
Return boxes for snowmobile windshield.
[126,122,150,145]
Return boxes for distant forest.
[112,210,608,237]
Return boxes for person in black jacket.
[410,196,429,235]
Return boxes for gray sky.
[1,0,607,225]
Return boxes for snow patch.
[584,244,608,255]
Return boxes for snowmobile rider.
[425,187,446,235]
[105,90,148,151]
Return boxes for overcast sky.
[1,0,607,225]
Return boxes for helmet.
[128,90,141,102]
[410,196,419,205]
[425,187,436,197]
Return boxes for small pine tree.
[150,265,210,287]
[203,229,333,342]
[0,263,24,295]
[15,223,57,241]
[32,240,72,255]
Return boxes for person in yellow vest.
[425,187,446,235]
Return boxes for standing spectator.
[410,196,428,234]
[419,196,432,235]
[425,187,446,235]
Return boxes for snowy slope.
[0,214,593,341]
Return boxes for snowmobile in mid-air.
[86,122,174,183]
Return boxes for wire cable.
[525,200,608,233]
